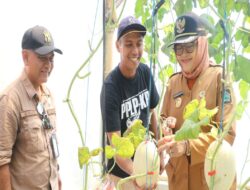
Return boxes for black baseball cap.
[169,12,207,46]
[117,16,146,40]
[22,25,62,55]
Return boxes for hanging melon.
[133,140,160,188]
[204,140,236,190]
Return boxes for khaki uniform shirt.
[161,66,236,190]
[0,71,59,190]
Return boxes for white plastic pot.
[133,140,160,188]
[204,140,236,190]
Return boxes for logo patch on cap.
[128,17,137,24]
[176,18,185,34]
[43,31,52,43]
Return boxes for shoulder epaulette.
[209,64,222,68]
[169,71,182,79]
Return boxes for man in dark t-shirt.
[100,16,159,189]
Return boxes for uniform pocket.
[19,110,45,153]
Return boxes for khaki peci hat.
[22,25,62,56]
[117,16,146,40]
[168,12,207,46]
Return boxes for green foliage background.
[134,0,250,119]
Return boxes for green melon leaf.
[78,147,90,169]
[105,145,116,159]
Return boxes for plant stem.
[116,163,159,190]
[116,0,127,23]
[84,164,89,190]
[240,177,250,190]
[208,3,223,20]
[239,139,250,186]
[107,158,117,174]
[64,37,102,190]
[89,161,104,177]
[64,37,103,146]
[117,173,146,190]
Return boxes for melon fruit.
[133,140,160,188]
[204,140,236,190]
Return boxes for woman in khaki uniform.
[158,12,236,190]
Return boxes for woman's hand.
[160,116,176,136]
[158,136,186,158]
[159,152,166,174]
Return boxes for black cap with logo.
[22,25,62,56]
[169,12,207,46]
[117,16,146,40]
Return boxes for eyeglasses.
[174,41,197,56]
[36,52,54,64]
[36,102,53,129]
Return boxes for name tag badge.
[51,133,59,159]
[175,97,182,108]
[223,89,232,103]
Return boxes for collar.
[20,70,50,100]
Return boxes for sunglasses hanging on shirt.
[36,102,53,129]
